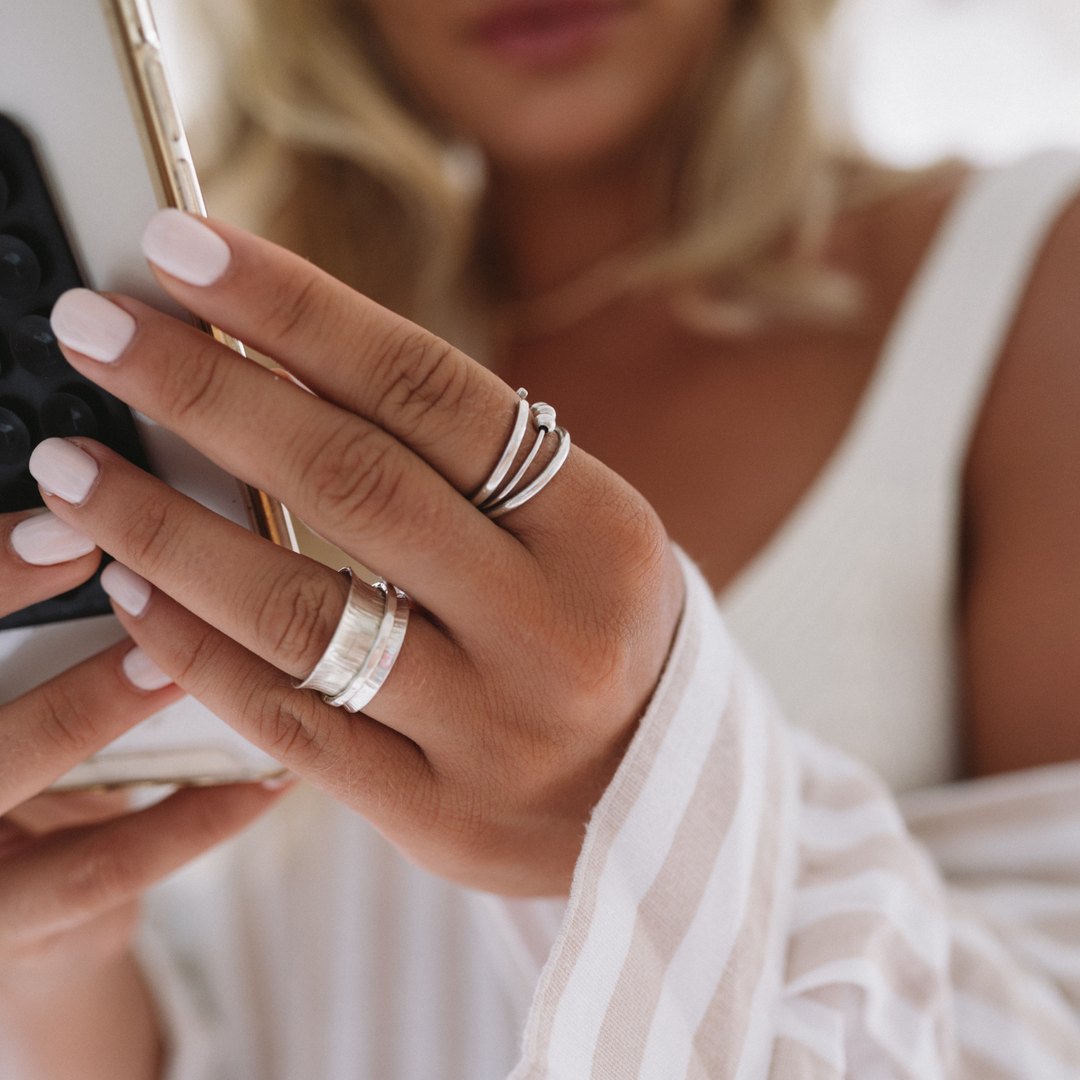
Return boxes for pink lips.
[471,0,631,67]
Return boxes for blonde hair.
[205,0,869,339]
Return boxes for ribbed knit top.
[719,153,1080,793]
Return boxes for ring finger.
[30,439,474,745]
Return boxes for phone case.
[0,0,294,789]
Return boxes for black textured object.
[0,113,151,630]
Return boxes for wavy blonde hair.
[204,0,870,339]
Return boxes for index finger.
[0,640,183,816]
[0,783,286,949]
[139,211,524,500]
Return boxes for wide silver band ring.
[292,568,409,713]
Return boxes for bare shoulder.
[993,180,1080,383]
[966,185,1080,511]
[961,180,1080,775]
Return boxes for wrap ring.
[471,388,571,519]
[292,568,409,713]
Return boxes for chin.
[483,124,647,174]
[460,80,668,174]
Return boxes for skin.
[36,238,684,897]
[363,0,1080,774]
[0,512,289,1079]
[6,0,1080,1075]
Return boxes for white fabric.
[146,553,1080,1079]
[720,151,1080,793]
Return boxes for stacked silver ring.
[295,389,567,714]
[292,568,409,713]
[471,388,571,519]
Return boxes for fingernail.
[100,562,152,617]
[260,774,295,791]
[122,647,173,691]
[141,209,231,287]
[10,512,96,565]
[51,289,136,363]
[29,438,99,505]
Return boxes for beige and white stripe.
[137,550,1080,1080]
[510,552,1080,1079]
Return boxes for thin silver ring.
[480,402,557,511]
[472,392,570,519]
[470,388,530,506]
[485,426,571,519]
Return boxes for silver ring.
[292,568,409,713]
[485,426,570,519]
[471,391,570,519]
[471,388,530,507]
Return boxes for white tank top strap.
[720,152,1080,793]
[853,150,1080,486]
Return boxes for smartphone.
[0,0,295,789]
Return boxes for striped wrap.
[511,552,1080,1079]
[128,549,1080,1080]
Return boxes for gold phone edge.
[101,0,299,554]
[44,0,293,790]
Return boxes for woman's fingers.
[138,212,523,497]
[0,510,100,618]
[32,438,352,676]
[48,291,524,618]
[0,783,285,955]
[31,442,470,724]
[103,583,441,817]
[0,640,183,817]
[7,791,130,836]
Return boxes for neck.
[485,142,670,301]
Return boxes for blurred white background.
[154,0,1080,168]
[830,0,1080,165]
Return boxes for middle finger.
[48,291,527,623]
[29,440,469,740]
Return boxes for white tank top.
[719,153,1080,794]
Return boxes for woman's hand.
[38,210,684,897]
[0,511,288,1079]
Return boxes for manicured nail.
[261,774,295,791]
[10,512,96,565]
[28,438,99,505]
[141,209,231,287]
[51,289,136,363]
[100,562,152,617]
[122,647,173,691]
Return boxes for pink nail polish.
[51,289,136,362]
[101,562,152,617]
[122,647,173,691]
[28,438,99,505]
[10,512,96,565]
[261,775,295,791]
[141,209,232,287]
